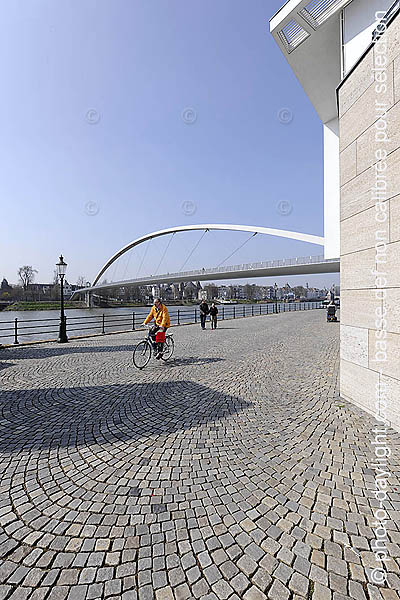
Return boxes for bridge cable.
[136,237,152,278]
[217,232,257,267]
[122,249,133,282]
[111,257,119,283]
[179,229,209,272]
[155,232,175,275]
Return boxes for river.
[0,302,322,345]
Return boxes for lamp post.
[56,255,68,343]
[274,282,278,314]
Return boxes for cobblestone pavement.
[1,311,400,600]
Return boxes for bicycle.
[133,324,175,369]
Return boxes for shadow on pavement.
[0,344,137,360]
[207,327,238,330]
[167,357,224,367]
[0,360,16,372]
[0,380,250,452]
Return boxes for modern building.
[271,0,400,430]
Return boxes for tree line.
[0,266,87,302]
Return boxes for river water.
[0,303,321,345]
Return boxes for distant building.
[151,285,161,300]
[183,282,198,300]
[305,288,319,300]
[162,286,175,302]
[284,292,295,302]
[230,286,245,300]
[171,284,181,301]
[217,286,232,300]
[1,278,12,295]
[62,281,76,298]
[28,283,54,299]
[264,286,275,300]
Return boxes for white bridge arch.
[92,223,325,287]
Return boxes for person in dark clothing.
[199,300,209,330]
[209,303,218,329]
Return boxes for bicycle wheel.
[161,336,174,361]
[133,341,151,369]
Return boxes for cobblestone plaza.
[1,311,400,599]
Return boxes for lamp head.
[56,255,67,278]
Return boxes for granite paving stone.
[0,312,399,599]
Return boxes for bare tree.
[204,284,218,300]
[243,284,257,301]
[18,266,37,290]
[18,266,38,299]
[51,269,60,299]
[76,276,87,288]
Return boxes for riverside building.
[270,0,400,430]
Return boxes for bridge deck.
[79,256,340,294]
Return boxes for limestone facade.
[338,13,400,429]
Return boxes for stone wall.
[338,12,400,430]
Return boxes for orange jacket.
[144,303,170,328]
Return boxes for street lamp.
[274,282,278,314]
[56,255,68,343]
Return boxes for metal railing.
[76,255,339,295]
[0,302,324,346]
[99,255,338,288]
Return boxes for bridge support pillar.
[85,292,94,308]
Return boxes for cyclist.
[143,298,171,359]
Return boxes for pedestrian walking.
[199,299,209,330]
[209,302,218,329]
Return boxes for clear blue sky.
[0,0,339,289]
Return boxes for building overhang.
[270,0,352,123]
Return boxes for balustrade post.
[132,312,135,331]
[194,309,197,323]
[252,305,254,317]
[233,306,236,319]
[222,307,224,320]
[177,309,180,325]
[243,306,245,317]
[102,314,105,334]
[14,318,19,345]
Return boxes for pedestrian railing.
[0,302,323,346]
[104,256,338,288]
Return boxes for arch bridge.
[73,224,339,301]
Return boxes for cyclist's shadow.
[165,356,224,367]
